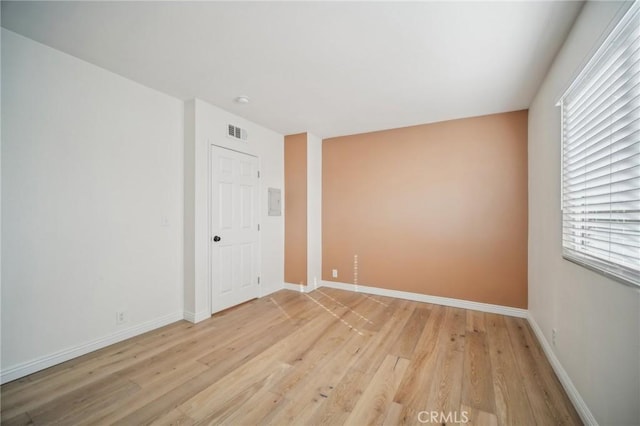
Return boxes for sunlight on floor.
[304,293,365,336]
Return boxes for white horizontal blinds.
[561,1,640,287]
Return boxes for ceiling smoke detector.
[234,96,250,104]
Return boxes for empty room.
[1,1,639,425]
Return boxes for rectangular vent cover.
[227,124,248,141]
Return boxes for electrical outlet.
[332,269,338,278]
[552,328,557,346]
[116,311,128,325]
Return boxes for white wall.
[528,2,640,424]
[1,21,4,377]
[183,99,284,321]
[183,101,196,318]
[307,133,322,288]
[1,30,184,381]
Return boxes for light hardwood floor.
[1,288,581,425]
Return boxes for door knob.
[213,235,221,242]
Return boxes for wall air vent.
[227,124,248,141]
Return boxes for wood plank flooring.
[1,288,582,425]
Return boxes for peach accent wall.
[284,133,308,285]
[322,111,528,308]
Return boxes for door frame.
[208,144,261,316]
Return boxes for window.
[559,1,640,287]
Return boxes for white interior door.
[211,146,259,313]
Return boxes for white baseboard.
[283,282,314,293]
[183,309,210,324]
[0,311,184,384]
[319,280,527,318]
[526,313,598,426]
[260,284,284,298]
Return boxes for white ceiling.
[1,1,584,138]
